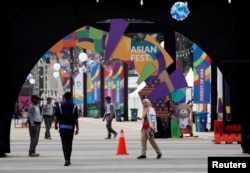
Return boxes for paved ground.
[0,117,248,173]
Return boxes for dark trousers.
[60,131,74,161]
[28,123,41,154]
[105,115,116,138]
[44,115,53,138]
[241,123,250,153]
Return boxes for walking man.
[42,97,54,139]
[54,92,79,166]
[102,96,118,139]
[28,95,43,157]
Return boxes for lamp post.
[69,47,74,93]
[78,50,88,117]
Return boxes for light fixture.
[29,78,35,84]
[96,0,99,3]
[53,63,61,71]
[160,41,164,48]
[27,73,33,80]
[78,52,88,62]
[228,0,231,4]
[140,0,143,6]
[53,71,60,78]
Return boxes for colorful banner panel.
[73,72,83,105]
[104,61,124,106]
[18,96,31,110]
[87,64,101,104]
[193,43,211,104]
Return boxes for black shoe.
[0,153,7,157]
[64,160,71,166]
[242,148,250,154]
[243,149,248,153]
[156,154,162,159]
[137,155,146,159]
[29,153,40,157]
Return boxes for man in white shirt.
[42,97,54,139]
[102,96,118,139]
[28,95,43,157]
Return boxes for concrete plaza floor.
[0,117,248,173]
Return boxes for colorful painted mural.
[87,64,101,104]
[49,19,186,105]
[18,96,31,110]
[104,61,124,106]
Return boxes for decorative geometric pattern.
[18,96,31,110]
[47,18,188,108]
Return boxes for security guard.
[54,92,79,166]
[241,121,250,154]
[28,95,43,157]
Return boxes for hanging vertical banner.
[115,77,121,105]
[198,65,205,102]
[94,80,98,102]
[193,43,211,104]
[111,61,124,105]
[87,64,100,104]
[55,52,71,92]
[104,65,113,98]
[107,80,112,97]
[74,72,83,105]
[87,75,95,104]
[217,68,223,113]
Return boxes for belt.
[59,124,74,129]
[44,115,53,117]
[34,121,41,124]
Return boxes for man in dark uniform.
[241,114,250,154]
[54,92,79,166]
[28,95,43,157]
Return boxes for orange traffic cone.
[116,129,129,155]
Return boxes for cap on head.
[31,95,40,101]
[105,96,111,100]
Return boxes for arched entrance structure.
[3,4,248,156]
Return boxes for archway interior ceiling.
[59,0,234,7]
[15,5,237,86]
[47,18,189,102]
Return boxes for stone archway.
[3,5,242,156]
